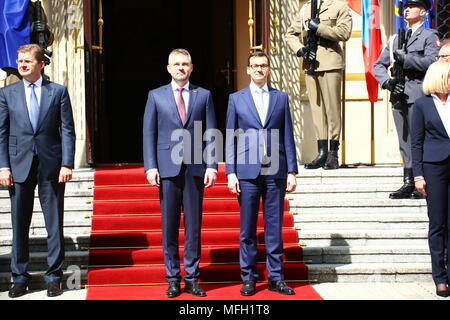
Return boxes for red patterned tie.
[176,87,186,124]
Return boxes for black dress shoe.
[166,281,181,298]
[436,284,449,297]
[8,282,28,298]
[47,281,63,297]
[268,280,295,295]
[184,280,206,297]
[410,189,425,199]
[240,280,256,296]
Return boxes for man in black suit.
[0,44,76,298]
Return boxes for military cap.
[403,0,431,10]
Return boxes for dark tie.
[176,87,186,124]
[29,83,40,131]
[406,29,412,43]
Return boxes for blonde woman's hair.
[422,61,450,95]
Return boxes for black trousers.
[423,156,450,285]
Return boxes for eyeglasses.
[438,55,450,60]
[249,64,270,70]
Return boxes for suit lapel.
[243,86,263,127]
[14,81,34,131]
[407,25,424,49]
[264,87,278,127]
[36,79,54,132]
[163,84,184,126]
[184,84,198,126]
[430,96,450,139]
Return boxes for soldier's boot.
[389,168,415,199]
[323,140,340,170]
[304,140,328,169]
[410,188,425,199]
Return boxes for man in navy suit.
[0,44,75,298]
[143,48,218,298]
[226,51,298,296]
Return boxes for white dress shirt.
[415,94,450,181]
[431,94,450,138]
[409,23,423,37]
[171,80,190,113]
[249,81,270,126]
[147,81,216,174]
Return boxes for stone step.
[294,212,429,230]
[307,263,432,283]
[303,246,431,264]
[0,202,92,214]
[0,250,89,273]
[298,229,429,247]
[0,269,88,292]
[0,234,90,252]
[291,185,416,199]
[0,188,93,198]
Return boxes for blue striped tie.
[29,83,40,132]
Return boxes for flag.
[362,0,382,103]
[395,0,435,30]
[347,0,362,15]
[0,0,30,69]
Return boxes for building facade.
[1,0,449,168]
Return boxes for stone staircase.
[0,169,94,291]
[291,166,431,283]
[0,166,433,292]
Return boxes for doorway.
[85,0,235,164]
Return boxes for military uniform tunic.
[285,0,352,141]
[374,24,439,168]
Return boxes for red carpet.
[86,164,322,300]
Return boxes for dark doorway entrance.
[85,0,235,164]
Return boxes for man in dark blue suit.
[143,48,218,298]
[226,51,298,296]
[0,44,75,298]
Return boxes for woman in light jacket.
[412,61,450,297]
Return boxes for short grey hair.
[168,48,192,64]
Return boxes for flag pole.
[371,102,375,165]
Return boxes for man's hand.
[286,173,297,193]
[204,170,217,188]
[415,178,427,197]
[0,170,13,187]
[58,166,73,183]
[382,78,396,91]
[146,170,160,187]
[227,173,240,196]
[394,49,406,64]
[297,47,316,62]
[308,18,320,33]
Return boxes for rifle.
[304,0,318,76]
[389,0,410,109]
[30,0,52,65]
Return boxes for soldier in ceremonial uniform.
[373,0,439,199]
[285,0,352,170]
